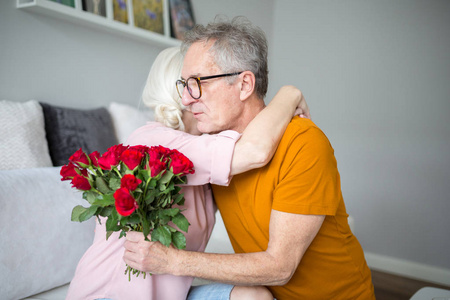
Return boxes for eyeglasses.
[176,72,243,99]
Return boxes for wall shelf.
[17,0,181,48]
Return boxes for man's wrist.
[168,247,182,276]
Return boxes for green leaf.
[173,185,182,194]
[172,213,190,232]
[127,213,141,225]
[91,193,115,207]
[109,177,121,191]
[98,206,114,217]
[152,225,172,247]
[106,231,114,240]
[79,205,99,222]
[160,170,174,184]
[149,178,157,188]
[144,189,158,205]
[119,230,128,239]
[139,169,151,182]
[158,210,170,224]
[95,177,111,194]
[84,191,98,204]
[106,211,121,232]
[161,208,180,217]
[71,205,88,222]
[171,231,186,249]
[172,193,185,206]
[158,194,171,207]
[166,225,177,233]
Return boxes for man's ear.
[239,71,256,101]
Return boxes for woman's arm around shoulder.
[231,86,309,175]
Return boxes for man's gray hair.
[181,16,268,100]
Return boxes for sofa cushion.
[108,102,154,144]
[0,167,95,300]
[0,100,53,170]
[40,103,118,166]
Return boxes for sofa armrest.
[0,167,95,300]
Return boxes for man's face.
[180,41,243,134]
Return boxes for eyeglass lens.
[176,78,201,99]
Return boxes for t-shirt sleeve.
[272,125,342,216]
[125,123,241,186]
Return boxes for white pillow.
[0,100,53,169]
[108,102,154,144]
[0,167,95,299]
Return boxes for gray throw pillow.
[40,102,118,166]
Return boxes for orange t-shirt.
[212,117,375,299]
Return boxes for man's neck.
[232,98,266,133]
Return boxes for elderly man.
[124,17,375,300]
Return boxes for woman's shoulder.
[126,121,177,145]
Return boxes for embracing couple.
[66,16,375,300]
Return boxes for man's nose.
[180,87,197,107]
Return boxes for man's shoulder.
[278,117,333,155]
[284,117,326,139]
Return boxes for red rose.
[114,187,138,216]
[148,158,166,177]
[89,151,100,167]
[121,174,142,191]
[71,174,91,190]
[97,150,119,170]
[69,148,89,167]
[98,144,129,170]
[111,144,128,156]
[120,148,144,170]
[169,151,194,175]
[148,145,171,162]
[60,162,78,181]
[129,145,150,153]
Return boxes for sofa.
[0,100,234,300]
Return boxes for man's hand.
[123,231,173,274]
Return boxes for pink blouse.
[66,122,240,300]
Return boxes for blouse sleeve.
[125,122,241,186]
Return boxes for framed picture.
[113,0,129,24]
[169,0,195,40]
[82,0,107,17]
[132,0,164,34]
[49,0,75,7]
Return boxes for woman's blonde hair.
[141,47,185,131]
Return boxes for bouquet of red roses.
[60,144,194,280]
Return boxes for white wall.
[0,1,161,108]
[271,0,450,284]
[0,0,273,109]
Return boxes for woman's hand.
[278,85,311,119]
[296,91,310,119]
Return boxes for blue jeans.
[187,283,234,300]
[95,283,234,300]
